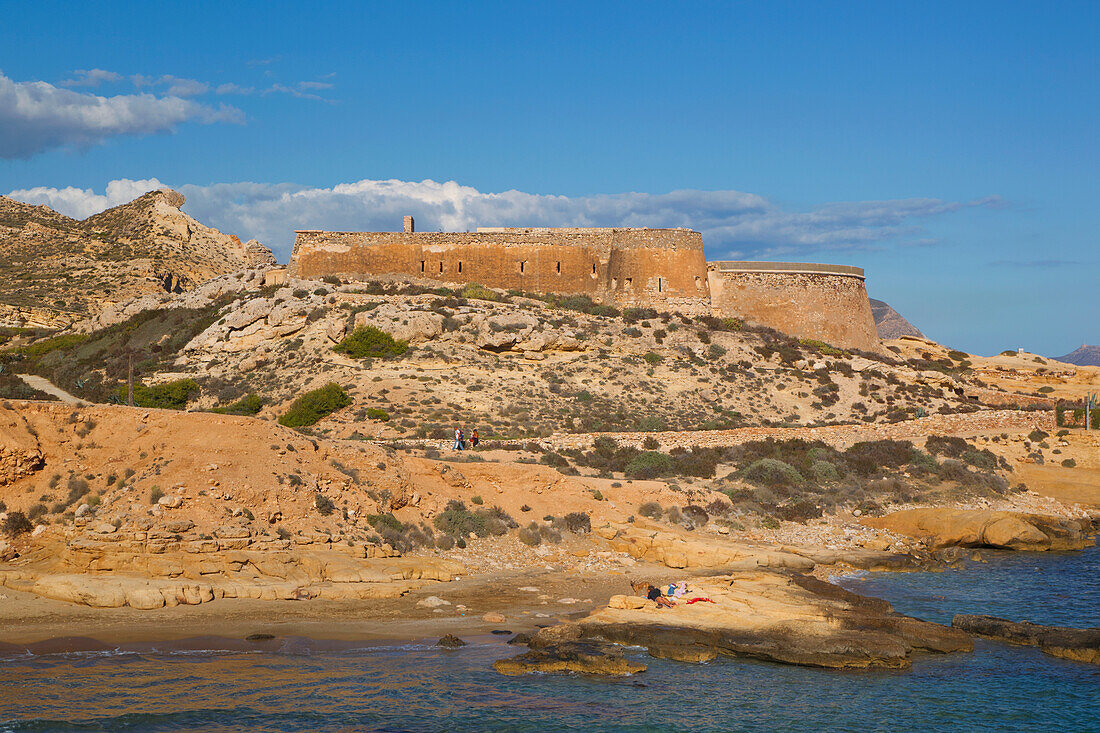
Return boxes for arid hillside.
[0,190,275,328]
[2,272,1031,441]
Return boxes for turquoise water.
[1,547,1097,732]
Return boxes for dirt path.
[17,374,88,405]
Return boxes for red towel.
[685,597,715,604]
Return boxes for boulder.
[438,634,467,648]
[608,594,649,610]
[354,306,444,344]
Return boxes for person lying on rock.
[630,579,675,608]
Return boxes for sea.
[0,546,1096,732]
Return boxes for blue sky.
[1,1,1096,356]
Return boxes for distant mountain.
[869,298,925,340]
[1054,345,1100,367]
[0,189,276,328]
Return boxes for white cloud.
[60,69,123,88]
[7,177,1000,260]
[216,83,255,95]
[7,178,167,219]
[0,72,243,159]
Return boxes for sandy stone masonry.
[289,219,883,350]
[708,262,880,352]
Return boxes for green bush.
[844,440,916,476]
[118,379,200,409]
[625,451,673,479]
[432,500,516,538]
[809,460,839,484]
[798,338,845,356]
[366,407,391,421]
[643,352,663,365]
[1061,458,1077,468]
[2,511,33,536]
[333,326,409,359]
[925,435,968,458]
[211,393,264,416]
[461,283,501,301]
[557,512,591,534]
[278,383,352,427]
[742,458,803,488]
[314,493,336,516]
[19,333,89,358]
[638,501,663,519]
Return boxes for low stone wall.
[397,410,1054,453]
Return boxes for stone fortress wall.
[290,222,711,314]
[288,218,881,351]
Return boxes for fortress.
[288,218,881,352]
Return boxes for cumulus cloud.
[0,72,243,159]
[60,68,123,88]
[7,177,999,260]
[7,178,167,220]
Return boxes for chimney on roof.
[403,215,415,233]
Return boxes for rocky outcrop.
[503,571,972,670]
[861,508,1095,551]
[952,614,1100,665]
[0,189,275,326]
[3,551,465,609]
[596,522,815,571]
[0,410,43,486]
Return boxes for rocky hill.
[0,189,275,328]
[1054,345,1100,367]
[870,299,925,339]
[3,271,1031,441]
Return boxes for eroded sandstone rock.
[861,508,1095,551]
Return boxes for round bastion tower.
[707,261,881,352]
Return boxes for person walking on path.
[470,428,479,448]
[453,426,464,451]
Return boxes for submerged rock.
[952,614,1100,665]
[493,640,647,676]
